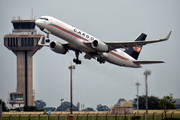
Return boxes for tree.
[96,104,110,111]
[133,95,160,110]
[35,100,46,110]
[23,106,38,111]
[44,107,56,111]
[148,96,160,109]
[86,107,95,111]
[158,95,177,118]
[2,101,9,111]
[57,101,78,111]
[82,107,95,111]
[114,98,126,106]
[133,95,146,109]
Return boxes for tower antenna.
[31,9,33,20]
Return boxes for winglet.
[161,31,172,41]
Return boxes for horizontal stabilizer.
[133,60,165,64]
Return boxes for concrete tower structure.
[4,19,44,106]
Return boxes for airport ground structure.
[4,18,45,107]
[1,110,180,120]
[2,110,180,115]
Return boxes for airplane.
[35,16,171,68]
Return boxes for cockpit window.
[39,18,49,21]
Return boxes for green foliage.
[34,100,46,110]
[43,111,48,115]
[133,95,160,109]
[114,98,126,106]
[2,100,9,111]
[57,101,78,111]
[23,105,38,111]
[96,104,110,111]
[133,95,146,109]
[43,107,56,111]
[13,107,22,111]
[148,96,160,109]
[159,96,177,110]
[82,107,95,111]
[159,95,177,118]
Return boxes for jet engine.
[50,41,67,54]
[92,40,109,52]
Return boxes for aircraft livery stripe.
[49,24,89,42]
[109,51,129,60]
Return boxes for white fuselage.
[35,16,141,68]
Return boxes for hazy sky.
[0,0,180,109]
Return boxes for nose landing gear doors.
[42,17,52,43]
[41,28,51,43]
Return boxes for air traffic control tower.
[4,18,45,106]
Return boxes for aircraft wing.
[106,31,171,50]
[133,60,165,64]
[37,36,78,52]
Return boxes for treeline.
[35,100,110,112]
[1,95,177,112]
[133,95,176,110]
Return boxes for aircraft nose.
[35,19,41,26]
[35,19,44,29]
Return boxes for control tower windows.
[6,37,18,47]
[21,37,34,46]
[13,22,35,29]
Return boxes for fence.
[0,112,180,120]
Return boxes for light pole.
[135,82,140,114]
[143,70,151,114]
[61,98,64,114]
[69,65,76,115]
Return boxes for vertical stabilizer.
[124,33,147,60]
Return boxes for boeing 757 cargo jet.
[35,16,171,68]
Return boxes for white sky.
[0,0,180,109]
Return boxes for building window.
[16,38,18,46]
[24,38,27,46]
[21,37,34,46]
[21,38,27,46]
[13,38,15,46]
[21,38,24,46]
[28,37,31,46]
[7,37,18,47]
[31,37,34,46]
[8,38,10,46]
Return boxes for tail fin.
[124,33,147,60]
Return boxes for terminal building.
[4,18,45,107]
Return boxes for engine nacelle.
[92,40,109,52]
[50,41,67,54]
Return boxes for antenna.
[31,9,33,20]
